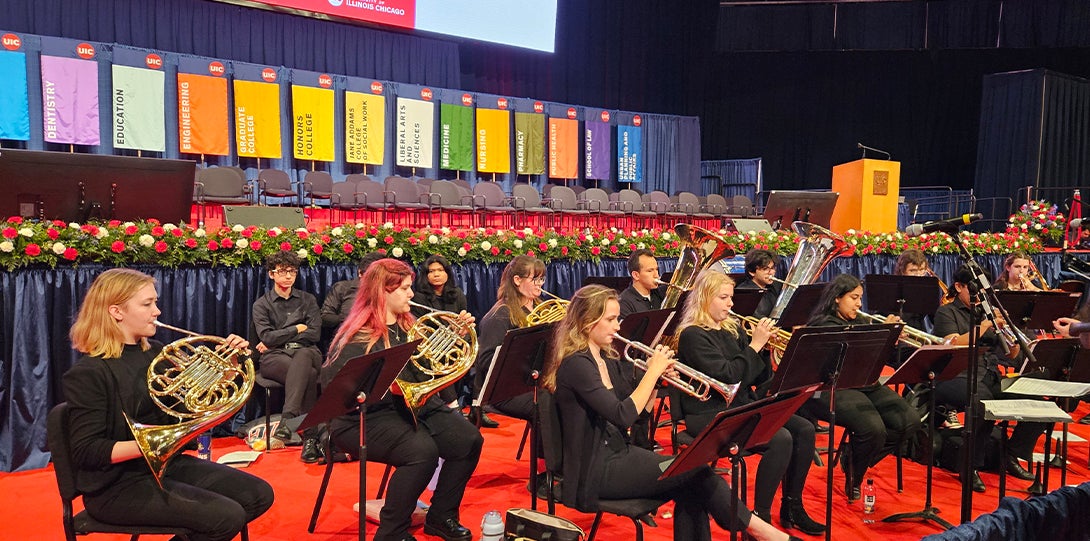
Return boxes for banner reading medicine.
[291,84,335,161]
[40,55,100,145]
[235,79,282,159]
[440,103,473,171]
[345,90,385,165]
[112,64,165,152]
[396,97,434,168]
[177,73,229,155]
[476,108,510,173]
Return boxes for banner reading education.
[234,79,282,159]
[177,73,229,155]
[514,112,544,175]
[40,55,100,145]
[548,117,577,179]
[396,97,434,168]
[345,90,385,165]
[440,103,473,171]
[291,84,335,161]
[584,120,610,180]
[617,125,643,183]
[112,64,165,152]
[0,51,30,141]
[476,108,510,173]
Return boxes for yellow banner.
[476,108,511,173]
[345,91,385,165]
[291,85,335,161]
[233,80,282,159]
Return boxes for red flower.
[377,248,387,254]
[207,240,219,251]
[649,245,656,252]
[108,220,121,227]
[279,242,292,251]
[409,237,419,246]
[24,243,41,256]
[63,247,78,260]
[527,250,535,257]
[355,229,367,238]
[250,240,262,250]
[47,228,59,240]
[629,243,637,251]
[221,238,234,249]
[296,230,309,239]
[516,231,526,239]
[503,249,512,256]
[321,235,331,243]
[155,241,168,253]
[463,242,472,251]
[241,229,253,238]
[560,246,569,256]
[313,244,324,255]
[124,225,138,235]
[147,218,160,225]
[343,243,354,253]
[151,226,165,237]
[591,246,601,255]
[267,229,279,237]
[51,220,65,227]
[7,216,23,224]
[171,228,184,237]
[111,241,126,253]
[384,236,394,244]
[2,228,16,239]
[490,246,500,256]
[539,242,548,251]
[369,227,378,235]
[609,245,618,254]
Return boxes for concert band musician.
[618,248,665,317]
[541,284,803,541]
[995,251,1042,291]
[63,268,273,541]
[324,258,482,541]
[735,249,781,318]
[799,274,922,501]
[676,270,825,535]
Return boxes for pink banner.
[40,55,100,145]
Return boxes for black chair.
[538,391,666,541]
[47,402,250,541]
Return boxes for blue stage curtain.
[700,158,761,199]
[645,114,701,195]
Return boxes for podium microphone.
[857,142,891,160]
[904,213,983,237]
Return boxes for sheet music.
[1003,377,1090,398]
[981,399,1072,423]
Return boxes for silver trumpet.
[855,310,948,348]
[612,333,740,403]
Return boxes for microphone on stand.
[857,142,891,160]
[905,213,984,237]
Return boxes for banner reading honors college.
[177,73,228,155]
[291,84,335,161]
[112,65,165,152]
[345,90,384,165]
[234,80,282,159]
[396,97,434,168]
[476,108,510,173]
[548,117,578,179]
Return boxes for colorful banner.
[291,84,335,161]
[514,112,544,175]
[234,79,282,159]
[40,55,100,145]
[396,97,434,168]
[0,51,30,141]
[476,108,510,173]
[177,73,229,155]
[345,89,385,165]
[111,64,165,152]
[440,103,473,171]
[584,120,611,180]
[618,125,643,183]
[548,117,578,179]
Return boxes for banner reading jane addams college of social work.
[291,70,335,162]
[345,79,385,165]
[234,65,283,159]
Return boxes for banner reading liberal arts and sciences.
[290,70,335,162]
[0,36,31,141]
[476,95,511,174]
[40,37,101,146]
[439,89,472,171]
[618,123,643,183]
[584,113,611,180]
[112,46,166,152]
[235,64,282,159]
[396,93,434,168]
[345,78,385,165]
[514,109,544,175]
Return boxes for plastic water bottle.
[862,478,876,521]
[480,510,504,541]
[197,432,212,460]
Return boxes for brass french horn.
[398,302,478,422]
[526,289,569,326]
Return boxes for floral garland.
[0,217,1045,271]
[1007,200,1066,243]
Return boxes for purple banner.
[41,55,100,145]
[584,120,611,180]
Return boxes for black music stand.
[881,345,970,531]
[615,307,674,346]
[770,283,826,328]
[475,323,556,510]
[581,275,630,293]
[300,339,420,540]
[762,190,840,230]
[660,387,818,541]
[864,274,942,318]
[766,324,902,541]
[730,288,767,317]
[994,290,1080,331]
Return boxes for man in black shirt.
[618,249,665,318]
[253,251,322,461]
[320,251,384,332]
[735,249,781,318]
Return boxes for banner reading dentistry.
[345,78,385,165]
[40,38,101,145]
[290,70,335,161]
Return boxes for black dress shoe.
[423,517,472,541]
[300,438,322,464]
[469,406,499,428]
[780,496,826,535]
[1005,456,1035,481]
[960,471,985,493]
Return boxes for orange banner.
[548,117,578,179]
[177,73,229,155]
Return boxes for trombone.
[612,334,740,404]
[855,310,948,348]
[1023,259,1051,291]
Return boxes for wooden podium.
[830,158,900,234]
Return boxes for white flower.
[885,234,893,241]
[1014,241,1020,248]
[600,238,610,246]
[270,227,283,236]
[95,228,109,239]
[138,234,155,247]
[480,241,492,251]
[850,239,858,245]
[0,241,13,253]
[236,238,249,249]
[392,247,404,258]
[441,227,451,235]
[52,242,67,255]
[585,234,595,243]
[768,232,778,239]
[428,235,439,244]
[355,222,367,229]
[846,229,856,235]
[719,229,728,235]
[1034,223,1043,230]
[194,229,206,238]
[122,221,136,228]
[524,227,534,235]
[1021,223,1029,230]
[68,222,80,229]
[931,246,940,253]
[164,223,177,231]
[637,242,646,249]
[548,238,558,248]
[383,222,394,229]
[232,224,245,232]
[367,238,378,248]
[513,239,524,249]
[330,227,343,236]
[457,247,467,257]
[18,227,33,237]
[296,249,308,259]
[662,232,671,241]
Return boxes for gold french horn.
[398,302,478,422]
[525,289,569,326]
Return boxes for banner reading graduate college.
[514,110,544,175]
[345,78,385,165]
[439,96,473,171]
[476,102,510,174]
[40,52,100,145]
[617,124,643,183]
[584,116,611,180]
[291,70,335,162]
[111,48,166,152]
[0,39,30,141]
[396,95,434,168]
[234,65,283,159]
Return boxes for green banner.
[440,103,473,171]
[515,112,544,175]
[111,64,165,152]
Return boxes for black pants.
[332,406,484,541]
[598,445,751,541]
[83,455,274,541]
[802,384,921,489]
[259,345,321,418]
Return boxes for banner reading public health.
[40,41,101,145]
[584,114,611,180]
[0,37,30,141]
[618,124,643,183]
[514,107,545,175]
[396,95,435,168]
[290,70,335,162]
[111,47,166,152]
[548,118,578,179]
[345,77,385,165]
[438,89,472,171]
[234,64,283,159]
[177,56,230,155]
[476,95,511,174]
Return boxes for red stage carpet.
[3,404,1089,541]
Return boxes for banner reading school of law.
[345,78,385,165]
[396,94,435,168]
[514,110,544,175]
[439,89,473,171]
[234,64,283,159]
[177,56,229,155]
[584,116,611,180]
[0,37,31,141]
[40,42,101,145]
[476,96,511,174]
[290,70,335,162]
[618,124,643,183]
[111,47,166,152]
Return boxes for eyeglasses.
[758,265,776,272]
[522,276,546,286]
[272,268,298,276]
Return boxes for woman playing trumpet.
[676,270,824,535]
[63,268,273,541]
[542,284,802,541]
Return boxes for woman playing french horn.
[324,258,482,541]
[63,268,273,541]
[676,270,825,535]
[542,284,803,541]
